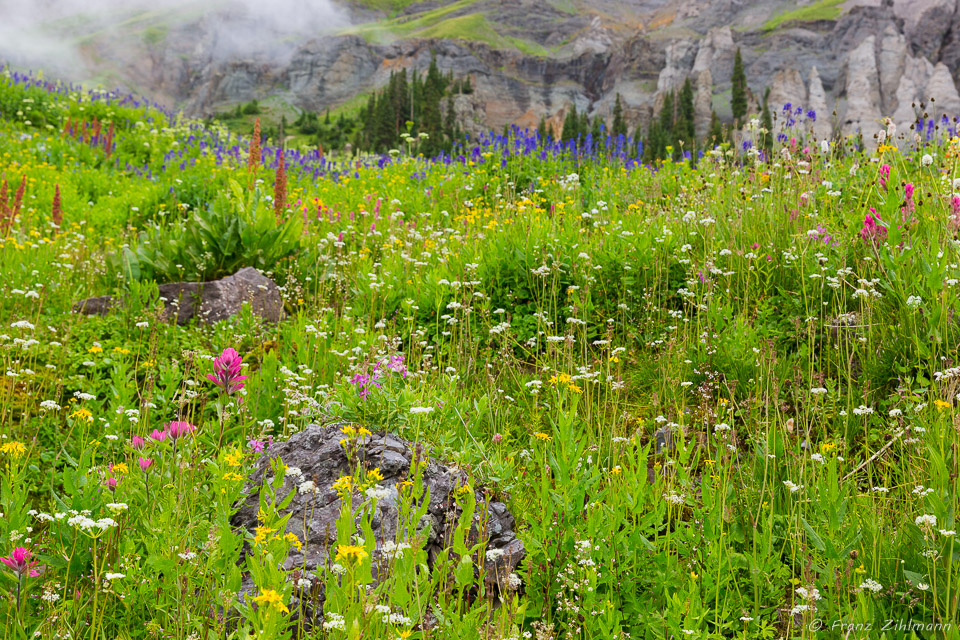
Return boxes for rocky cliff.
[8,0,960,140]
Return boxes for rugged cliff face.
[10,0,960,139]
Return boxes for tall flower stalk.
[207,347,248,447]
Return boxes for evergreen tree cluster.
[354,58,471,155]
[642,78,697,164]
[295,109,355,151]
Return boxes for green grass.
[4,65,960,640]
[343,0,548,55]
[762,0,844,31]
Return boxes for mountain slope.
[5,0,960,140]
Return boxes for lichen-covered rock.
[73,267,284,325]
[231,423,524,622]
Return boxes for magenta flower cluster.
[350,354,407,399]
[861,208,887,247]
[207,347,248,394]
[1,547,41,578]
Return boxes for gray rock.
[767,67,806,117]
[842,36,883,141]
[231,424,525,623]
[892,55,934,130]
[654,426,675,454]
[807,66,833,141]
[694,69,713,140]
[878,25,907,114]
[926,62,960,117]
[73,267,284,325]
[692,26,736,88]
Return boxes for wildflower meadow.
[1,68,959,639]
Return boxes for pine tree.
[708,110,723,148]
[590,116,603,146]
[578,111,590,142]
[760,87,773,155]
[562,105,579,145]
[420,58,446,155]
[537,115,549,143]
[659,91,675,134]
[731,47,747,125]
[678,78,696,157]
[612,93,627,139]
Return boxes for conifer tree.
[537,115,549,143]
[612,93,627,139]
[731,47,747,125]
[708,109,723,148]
[578,111,590,142]
[590,116,603,146]
[562,105,579,145]
[760,87,773,155]
[678,78,696,157]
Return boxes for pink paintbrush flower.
[0,547,42,578]
[166,421,197,441]
[207,347,248,394]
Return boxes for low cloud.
[0,0,351,80]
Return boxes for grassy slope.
[762,0,844,31]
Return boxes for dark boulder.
[73,267,284,325]
[231,423,525,623]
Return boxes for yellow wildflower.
[533,432,552,442]
[284,532,302,551]
[253,526,276,545]
[548,373,572,386]
[332,475,354,497]
[334,544,368,564]
[111,462,129,475]
[934,399,951,410]
[367,468,384,482]
[224,451,243,467]
[0,441,27,458]
[69,408,93,423]
[252,588,289,614]
[88,345,103,354]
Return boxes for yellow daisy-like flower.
[548,373,572,386]
[533,432,552,442]
[0,441,27,458]
[111,462,129,475]
[88,345,103,354]
[334,544,368,564]
[567,384,582,394]
[252,588,289,614]
[367,468,384,482]
[253,526,276,545]
[69,408,93,423]
[934,399,951,410]
[224,451,243,467]
[332,475,353,497]
[222,472,244,482]
[284,532,302,551]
